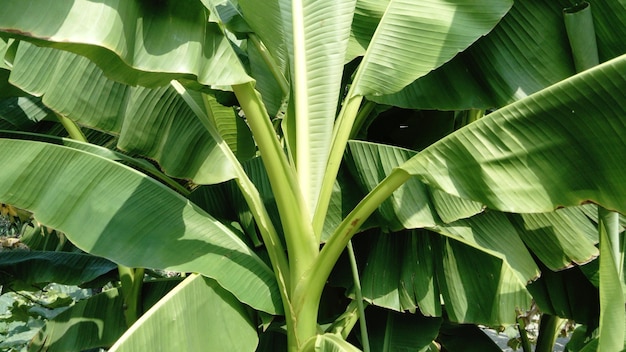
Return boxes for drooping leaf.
[109,274,258,352]
[357,212,538,325]
[401,53,626,215]
[0,0,251,87]
[434,234,532,324]
[9,42,238,185]
[0,251,116,289]
[0,138,281,314]
[597,209,625,350]
[359,230,440,316]
[370,0,626,110]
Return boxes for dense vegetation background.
[1,0,626,351]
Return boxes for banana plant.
[1,0,626,351]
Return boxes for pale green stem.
[293,169,410,347]
[350,100,376,140]
[233,83,319,351]
[234,175,293,297]
[313,94,364,237]
[172,81,293,324]
[55,112,87,142]
[534,314,564,352]
[233,83,318,282]
[248,34,289,97]
[118,266,144,327]
[347,241,370,352]
[327,300,363,339]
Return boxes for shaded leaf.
[367,307,442,352]
[511,208,598,271]
[0,251,116,289]
[437,322,503,352]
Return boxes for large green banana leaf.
[0,0,251,87]
[240,0,357,217]
[401,53,626,215]
[7,42,239,185]
[109,274,258,352]
[0,138,281,314]
[368,0,575,109]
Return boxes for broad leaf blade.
[401,53,626,214]
[110,274,258,352]
[0,138,281,314]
